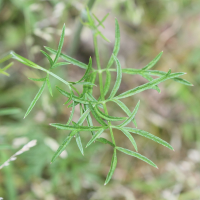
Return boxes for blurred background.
[0,0,198,199]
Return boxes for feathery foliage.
[1,10,192,185]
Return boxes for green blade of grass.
[104,148,117,185]
[116,147,157,168]
[66,101,75,125]
[24,81,46,118]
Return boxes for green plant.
[2,10,192,185]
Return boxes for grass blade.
[115,71,185,99]
[53,24,65,65]
[111,99,137,127]
[40,50,53,66]
[108,55,122,99]
[24,81,46,118]
[116,147,157,168]
[94,106,126,121]
[118,100,140,127]
[93,13,105,28]
[107,19,120,69]
[142,51,163,71]
[97,13,109,28]
[86,129,104,147]
[44,46,87,69]
[104,148,117,185]
[124,127,174,150]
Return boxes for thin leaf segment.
[5,12,192,185]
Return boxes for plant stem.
[67,0,97,56]
[93,34,116,146]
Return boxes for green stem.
[93,34,116,146]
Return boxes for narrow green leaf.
[104,148,117,185]
[0,69,9,76]
[88,102,108,126]
[46,74,53,96]
[0,54,12,64]
[75,132,84,155]
[51,131,77,163]
[24,81,46,118]
[173,77,193,86]
[11,51,70,86]
[40,50,53,66]
[141,73,160,93]
[97,13,109,28]
[115,71,185,99]
[66,101,75,125]
[93,13,105,28]
[124,127,174,151]
[29,77,46,82]
[95,28,110,42]
[53,24,65,65]
[44,46,87,69]
[117,128,137,152]
[111,99,137,127]
[1,62,13,71]
[106,19,120,69]
[118,100,140,127]
[96,137,115,147]
[51,62,70,69]
[108,55,122,99]
[76,57,92,83]
[116,147,157,168]
[56,86,95,104]
[104,70,111,96]
[94,106,126,121]
[142,51,163,71]
[50,123,105,131]
[86,129,104,147]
